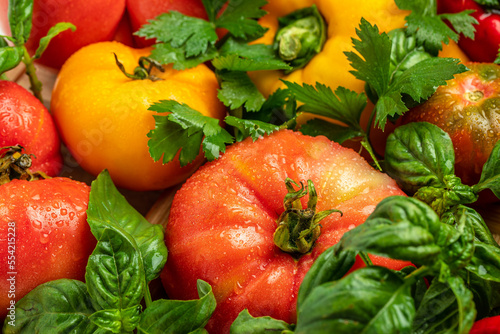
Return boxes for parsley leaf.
[283,81,366,130]
[147,101,233,166]
[225,116,281,142]
[216,0,268,40]
[345,18,467,130]
[217,70,266,111]
[299,119,363,145]
[396,0,477,55]
[137,11,218,58]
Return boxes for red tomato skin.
[0,0,126,69]
[0,177,95,318]
[126,0,208,47]
[470,315,500,334]
[0,81,62,176]
[161,130,410,333]
[401,63,500,191]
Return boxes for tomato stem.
[273,178,341,255]
[0,145,49,184]
[113,53,165,81]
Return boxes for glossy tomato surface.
[0,81,62,176]
[51,41,226,191]
[161,130,409,333]
[0,177,95,318]
[0,0,126,69]
[401,62,500,187]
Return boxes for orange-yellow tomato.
[51,41,226,191]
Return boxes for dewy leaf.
[217,70,266,111]
[466,241,500,283]
[90,306,142,333]
[34,22,76,60]
[8,0,34,44]
[475,140,500,199]
[214,0,268,40]
[230,309,294,334]
[148,100,233,165]
[150,42,217,70]
[442,205,498,246]
[413,276,474,333]
[384,122,456,194]
[0,45,22,74]
[87,170,168,283]
[340,196,442,266]
[299,118,363,145]
[295,266,415,334]
[86,228,145,319]
[284,81,366,130]
[137,280,216,334]
[447,276,476,334]
[3,279,97,334]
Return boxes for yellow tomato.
[51,41,226,191]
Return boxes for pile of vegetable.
[1,0,500,333]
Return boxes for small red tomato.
[160,130,410,333]
[126,0,208,47]
[470,315,500,334]
[0,81,62,176]
[0,0,126,69]
[0,176,95,318]
[401,62,500,188]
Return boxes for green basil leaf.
[295,266,415,334]
[8,0,33,44]
[230,309,294,334]
[384,122,455,194]
[34,22,76,60]
[297,243,357,308]
[89,306,141,333]
[87,170,168,282]
[85,228,145,315]
[466,241,500,282]
[461,270,500,319]
[475,140,500,199]
[340,196,442,265]
[137,280,216,334]
[447,276,476,334]
[412,276,475,334]
[436,216,475,273]
[442,205,498,246]
[0,46,22,74]
[2,279,97,334]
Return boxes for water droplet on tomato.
[40,233,49,244]
[60,208,67,215]
[32,220,42,230]
[55,220,65,227]
[234,281,244,295]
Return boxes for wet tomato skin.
[0,177,95,318]
[401,62,500,188]
[161,130,410,333]
[0,81,62,176]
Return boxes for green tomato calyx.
[114,53,165,81]
[0,145,49,184]
[273,178,341,255]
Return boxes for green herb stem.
[21,46,43,103]
[359,251,373,266]
[144,283,153,308]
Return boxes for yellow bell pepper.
[248,0,469,156]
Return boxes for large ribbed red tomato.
[160,130,410,333]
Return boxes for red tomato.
[0,177,95,319]
[0,81,62,176]
[160,130,410,333]
[401,63,500,195]
[470,315,500,334]
[126,0,208,47]
[0,0,126,69]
